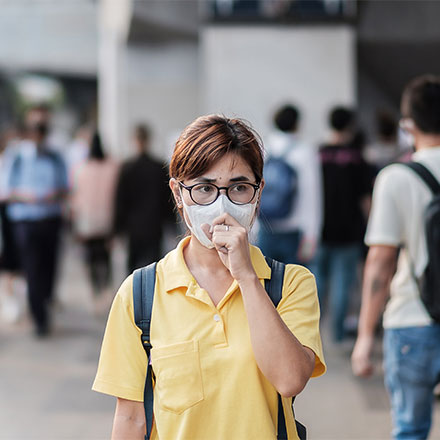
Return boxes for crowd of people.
[1,74,439,439]
[0,106,174,336]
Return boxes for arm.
[112,398,146,440]
[298,151,322,262]
[351,245,398,377]
[210,214,316,397]
[239,274,316,397]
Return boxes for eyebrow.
[195,175,251,183]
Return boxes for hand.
[351,334,375,377]
[298,238,316,263]
[201,213,256,284]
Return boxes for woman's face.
[170,152,260,208]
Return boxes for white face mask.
[181,193,258,249]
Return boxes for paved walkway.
[0,236,439,439]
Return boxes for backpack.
[9,150,66,190]
[403,162,440,323]
[260,155,298,221]
[133,257,307,440]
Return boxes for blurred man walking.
[114,124,174,273]
[4,107,68,337]
[352,75,440,440]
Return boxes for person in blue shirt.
[4,112,68,337]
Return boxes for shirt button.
[213,314,221,322]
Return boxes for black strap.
[265,257,306,440]
[264,256,285,307]
[404,162,440,195]
[133,262,157,440]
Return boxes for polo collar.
[161,236,272,294]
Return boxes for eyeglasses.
[179,181,260,206]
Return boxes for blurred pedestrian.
[3,109,68,337]
[113,124,174,274]
[364,110,401,171]
[0,125,24,323]
[70,132,118,311]
[352,75,440,440]
[65,124,92,187]
[93,114,325,439]
[258,104,322,265]
[313,107,372,343]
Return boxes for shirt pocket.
[151,340,204,414]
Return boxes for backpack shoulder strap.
[403,162,440,195]
[264,256,286,307]
[264,257,306,440]
[133,262,157,440]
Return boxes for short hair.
[89,132,106,160]
[134,124,151,143]
[170,114,263,181]
[329,106,355,132]
[274,105,300,132]
[401,74,440,134]
[376,110,397,139]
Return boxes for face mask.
[181,193,258,249]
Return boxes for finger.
[211,213,241,228]
[212,223,232,234]
[200,223,212,241]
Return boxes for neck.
[329,131,350,145]
[184,235,228,271]
[414,133,440,151]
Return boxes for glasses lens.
[227,183,256,204]
[191,183,218,205]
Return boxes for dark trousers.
[13,217,62,329]
[128,238,160,274]
[83,237,111,294]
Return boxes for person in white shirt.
[352,74,440,440]
[258,104,322,265]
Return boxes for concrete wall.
[122,41,199,160]
[0,0,97,76]
[200,25,356,147]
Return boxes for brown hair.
[169,114,264,184]
[401,74,440,134]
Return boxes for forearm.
[358,248,396,337]
[239,275,315,397]
[111,399,146,440]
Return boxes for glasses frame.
[178,181,260,206]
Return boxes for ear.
[169,178,182,208]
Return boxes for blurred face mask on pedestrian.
[180,192,258,248]
[399,118,415,149]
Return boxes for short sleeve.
[92,275,148,401]
[277,265,326,377]
[365,166,403,247]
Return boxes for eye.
[231,183,249,192]
[194,184,215,194]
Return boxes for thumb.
[200,223,212,241]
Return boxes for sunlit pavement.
[0,235,439,440]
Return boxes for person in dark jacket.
[313,107,372,343]
[114,124,174,274]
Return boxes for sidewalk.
[0,236,439,439]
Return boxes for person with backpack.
[3,107,68,337]
[93,115,325,439]
[258,104,322,265]
[313,107,372,343]
[351,75,440,440]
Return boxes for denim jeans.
[384,326,440,440]
[257,226,302,265]
[311,243,361,342]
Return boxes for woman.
[71,132,118,307]
[93,115,325,439]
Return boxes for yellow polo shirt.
[93,237,325,440]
